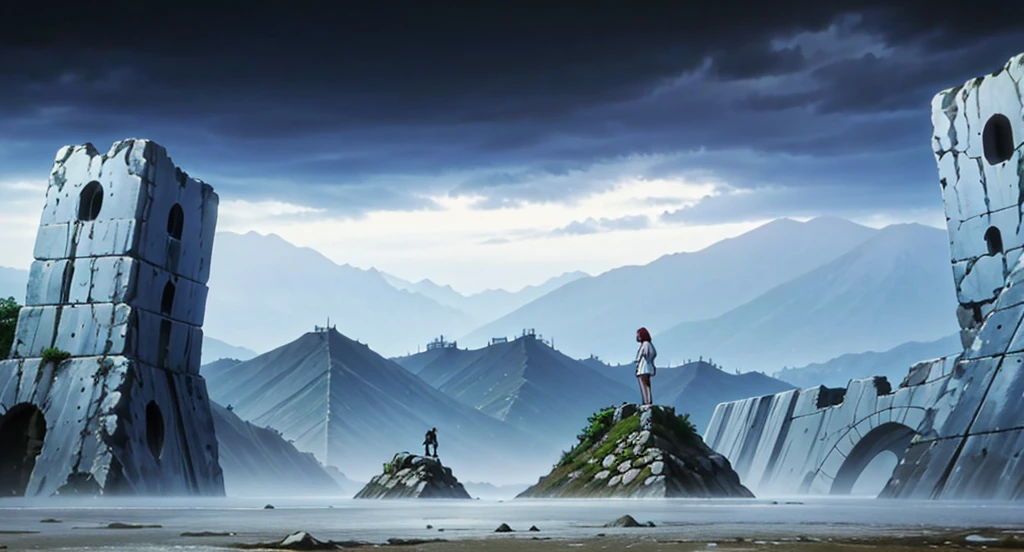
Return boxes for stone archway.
[830,422,916,496]
[0,403,47,496]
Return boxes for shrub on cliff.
[0,296,20,357]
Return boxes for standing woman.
[634,327,657,406]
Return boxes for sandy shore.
[3,526,1024,551]
[2,497,1023,551]
[387,531,1024,551]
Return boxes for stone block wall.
[0,139,223,496]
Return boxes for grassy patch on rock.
[528,408,641,497]
[651,407,698,446]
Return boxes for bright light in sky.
[0,175,943,294]
[212,176,748,294]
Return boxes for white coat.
[635,340,657,377]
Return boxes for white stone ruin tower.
[933,54,1024,351]
[0,139,225,496]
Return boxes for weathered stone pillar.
[0,139,224,496]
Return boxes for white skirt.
[636,358,655,376]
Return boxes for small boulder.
[529,525,540,532]
[605,515,643,528]
[264,504,275,509]
[278,531,331,550]
[495,523,514,533]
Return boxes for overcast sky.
[0,2,1020,293]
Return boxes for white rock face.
[705,53,1024,500]
[0,139,223,496]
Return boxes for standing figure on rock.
[424,427,438,458]
[634,327,657,406]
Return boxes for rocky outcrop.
[516,404,753,498]
[0,139,223,497]
[353,452,471,499]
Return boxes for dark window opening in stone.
[145,401,165,460]
[983,114,1015,165]
[59,262,75,304]
[161,282,175,316]
[985,226,1004,255]
[167,203,184,240]
[77,181,104,221]
[158,320,171,369]
[0,403,47,496]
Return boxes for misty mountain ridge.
[583,358,796,432]
[0,266,27,302]
[655,223,959,372]
[381,270,590,324]
[202,335,257,364]
[205,231,477,356]
[394,333,632,440]
[775,333,962,389]
[460,217,880,362]
[202,327,557,483]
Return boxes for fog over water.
[1,497,1023,550]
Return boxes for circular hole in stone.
[77,181,104,221]
[145,401,165,460]
[983,114,1015,165]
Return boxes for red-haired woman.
[634,327,657,405]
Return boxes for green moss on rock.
[517,404,753,499]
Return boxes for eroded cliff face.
[354,452,471,499]
[0,139,224,496]
[705,53,1024,500]
[517,404,752,499]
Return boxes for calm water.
[1,496,1022,551]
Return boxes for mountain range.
[580,358,796,432]
[774,333,962,389]
[2,217,965,391]
[459,217,881,362]
[201,328,556,483]
[655,223,960,372]
[202,336,257,364]
[382,270,589,324]
[393,334,632,439]
[210,399,353,496]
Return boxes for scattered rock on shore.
[603,515,655,528]
[605,515,643,528]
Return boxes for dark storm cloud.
[0,1,1021,218]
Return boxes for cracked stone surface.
[0,139,223,497]
[354,452,470,499]
[705,53,1024,500]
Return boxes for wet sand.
[1,497,1022,551]
[4,525,1024,551]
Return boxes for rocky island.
[353,452,471,499]
[517,404,753,498]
